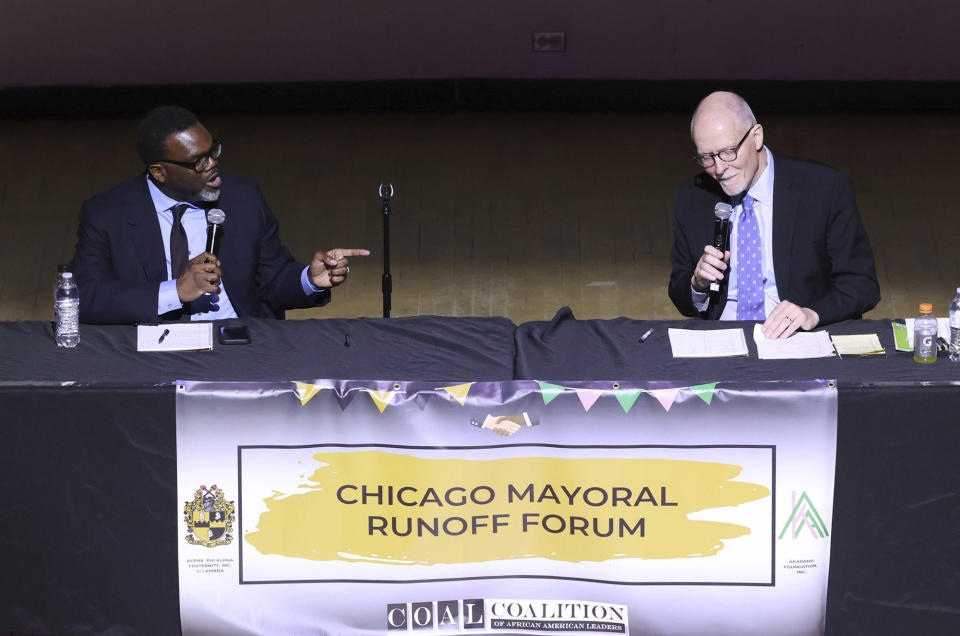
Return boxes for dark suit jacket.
[668,153,879,325]
[72,173,329,324]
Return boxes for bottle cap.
[919,303,933,314]
[57,264,71,273]
[61,272,73,279]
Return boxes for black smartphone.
[218,324,251,345]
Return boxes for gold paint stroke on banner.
[245,451,769,565]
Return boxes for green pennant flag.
[690,382,718,405]
[615,390,643,414]
[538,381,566,405]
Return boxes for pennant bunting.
[412,392,433,411]
[615,390,644,414]
[336,390,359,412]
[574,388,603,412]
[537,381,566,405]
[442,383,474,406]
[648,388,682,412]
[367,390,395,414]
[294,382,326,406]
[689,382,718,405]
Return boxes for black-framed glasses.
[693,126,754,168]
[159,139,222,173]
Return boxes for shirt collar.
[145,175,199,214]
[746,147,774,206]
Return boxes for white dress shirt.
[149,177,239,320]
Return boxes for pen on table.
[158,328,170,344]
[639,328,654,344]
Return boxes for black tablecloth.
[0,316,518,383]
[1,313,959,635]
[514,307,960,385]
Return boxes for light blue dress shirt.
[693,147,782,319]
[148,177,321,320]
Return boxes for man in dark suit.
[72,106,369,324]
[668,91,879,338]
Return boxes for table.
[515,308,960,635]
[1,313,958,635]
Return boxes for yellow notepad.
[830,334,884,356]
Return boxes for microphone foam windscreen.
[206,208,226,225]
[714,202,733,221]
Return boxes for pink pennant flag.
[574,388,603,412]
[648,388,681,412]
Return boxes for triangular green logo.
[778,491,829,540]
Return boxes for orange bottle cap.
[919,303,933,313]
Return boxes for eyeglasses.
[159,139,222,173]
[693,126,754,168]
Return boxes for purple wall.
[2,0,955,86]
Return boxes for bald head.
[690,91,757,136]
[689,91,766,196]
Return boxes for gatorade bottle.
[913,303,937,363]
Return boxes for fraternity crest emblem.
[184,484,235,547]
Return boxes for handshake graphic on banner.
[471,413,537,436]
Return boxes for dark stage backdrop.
[3,1,960,88]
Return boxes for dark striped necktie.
[169,203,190,280]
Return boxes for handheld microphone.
[205,208,226,258]
[709,202,733,294]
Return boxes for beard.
[198,187,221,202]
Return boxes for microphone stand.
[379,182,393,318]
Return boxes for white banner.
[177,380,837,635]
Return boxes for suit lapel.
[129,177,169,282]
[216,196,235,295]
[772,156,798,301]
[212,188,249,314]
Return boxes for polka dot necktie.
[735,194,765,321]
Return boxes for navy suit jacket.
[72,173,329,324]
[668,153,880,325]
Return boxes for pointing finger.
[329,248,371,258]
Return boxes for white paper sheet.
[753,324,835,359]
[137,323,213,352]
[668,327,749,358]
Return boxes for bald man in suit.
[669,91,879,338]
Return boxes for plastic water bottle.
[913,303,937,363]
[55,263,70,291]
[950,288,960,362]
[55,271,80,348]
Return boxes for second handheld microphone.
[205,208,226,258]
[709,202,733,294]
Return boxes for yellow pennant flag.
[368,390,395,413]
[294,382,326,406]
[442,382,474,406]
